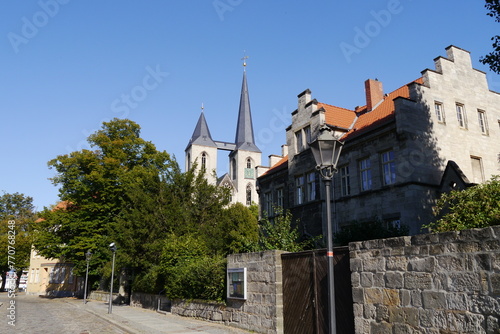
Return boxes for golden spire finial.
[241,51,249,70]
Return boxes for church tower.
[185,60,261,206]
[229,67,261,205]
[185,106,218,185]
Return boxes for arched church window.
[246,158,252,169]
[246,184,252,206]
[232,158,237,180]
[201,152,207,170]
[187,153,191,170]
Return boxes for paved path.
[0,293,251,334]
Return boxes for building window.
[277,188,284,209]
[471,156,484,183]
[381,150,396,185]
[434,102,445,123]
[359,158,372,191]
[307,171,317,201]
[35,268,39,283]
[246,184,252,206]
[187,153,191,170]
[340,165,351,196]
[295,175,305,205]
[30,268,35,284]
[201,152,207,170]
[478,110,488,135]
[264,192,273,217]
[49,266,66,284]
[304,126,311,147]
[232,158,237,180]
[244,158,254,179]
[295,130,304,152]
[456,104,467,128]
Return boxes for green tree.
[159,234,226,302]
[257,207,314,252]
[0,192,37,289]
[426,176,500,232]
[480,0,500,73]
[34,118,174,278]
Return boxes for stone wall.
[130,291,170,312]
[350,226,500,333]
[170,250,285,334]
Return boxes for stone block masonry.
[350,226,500,333]
[169,250,286,334]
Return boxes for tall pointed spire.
[186,107,217,150]
[234,67,261,152]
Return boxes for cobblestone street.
[0,293,129,333]
[0,293,251,334]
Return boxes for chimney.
[365,79,384,111]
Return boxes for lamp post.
[83,250,92,304]
[108,242,117,314]
[309,124,347,334]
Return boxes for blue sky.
[1,1,498,211]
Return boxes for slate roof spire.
[186,106,217,150]
[234,68,261,152]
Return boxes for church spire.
[186,106,217,150]
[234,63,261,153]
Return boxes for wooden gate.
[281,248,354,334]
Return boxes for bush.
[160,234,226,302]
[426,175,500,232]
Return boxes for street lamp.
[108,242,117,314]
[83,250,92,304]
[309,124,348,334]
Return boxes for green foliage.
[334,220,409,246]
[257,207,315,252]
[426,176,500,232]
[34,118,262,299]
[480,0,500,73]
[160,234,226,302]
[0,192,37,281]
[34,118,173,277]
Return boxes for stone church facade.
[185,69,262,206]
[257,46,500,236]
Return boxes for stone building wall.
[169,250,285,334]
[350,226,500,333]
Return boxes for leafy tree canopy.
[0,192,37,289]
[426,176,500,232]
[480,0,500,73]
[34,118,174,276]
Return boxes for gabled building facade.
[258,46,500,236]
[185,68,262,206]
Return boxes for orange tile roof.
[321,78,423,141]
[318,103,357,129]
[260,155,288,177]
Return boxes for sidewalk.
[64,298,251,334]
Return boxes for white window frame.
[478,110,488,135]
[456,103,467,128]
[381,150,396,186]
[359,158,372,191]
[340,165,351,196]
[434,101,445,123]
[307,171,317,201]
[295,175,305,205]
